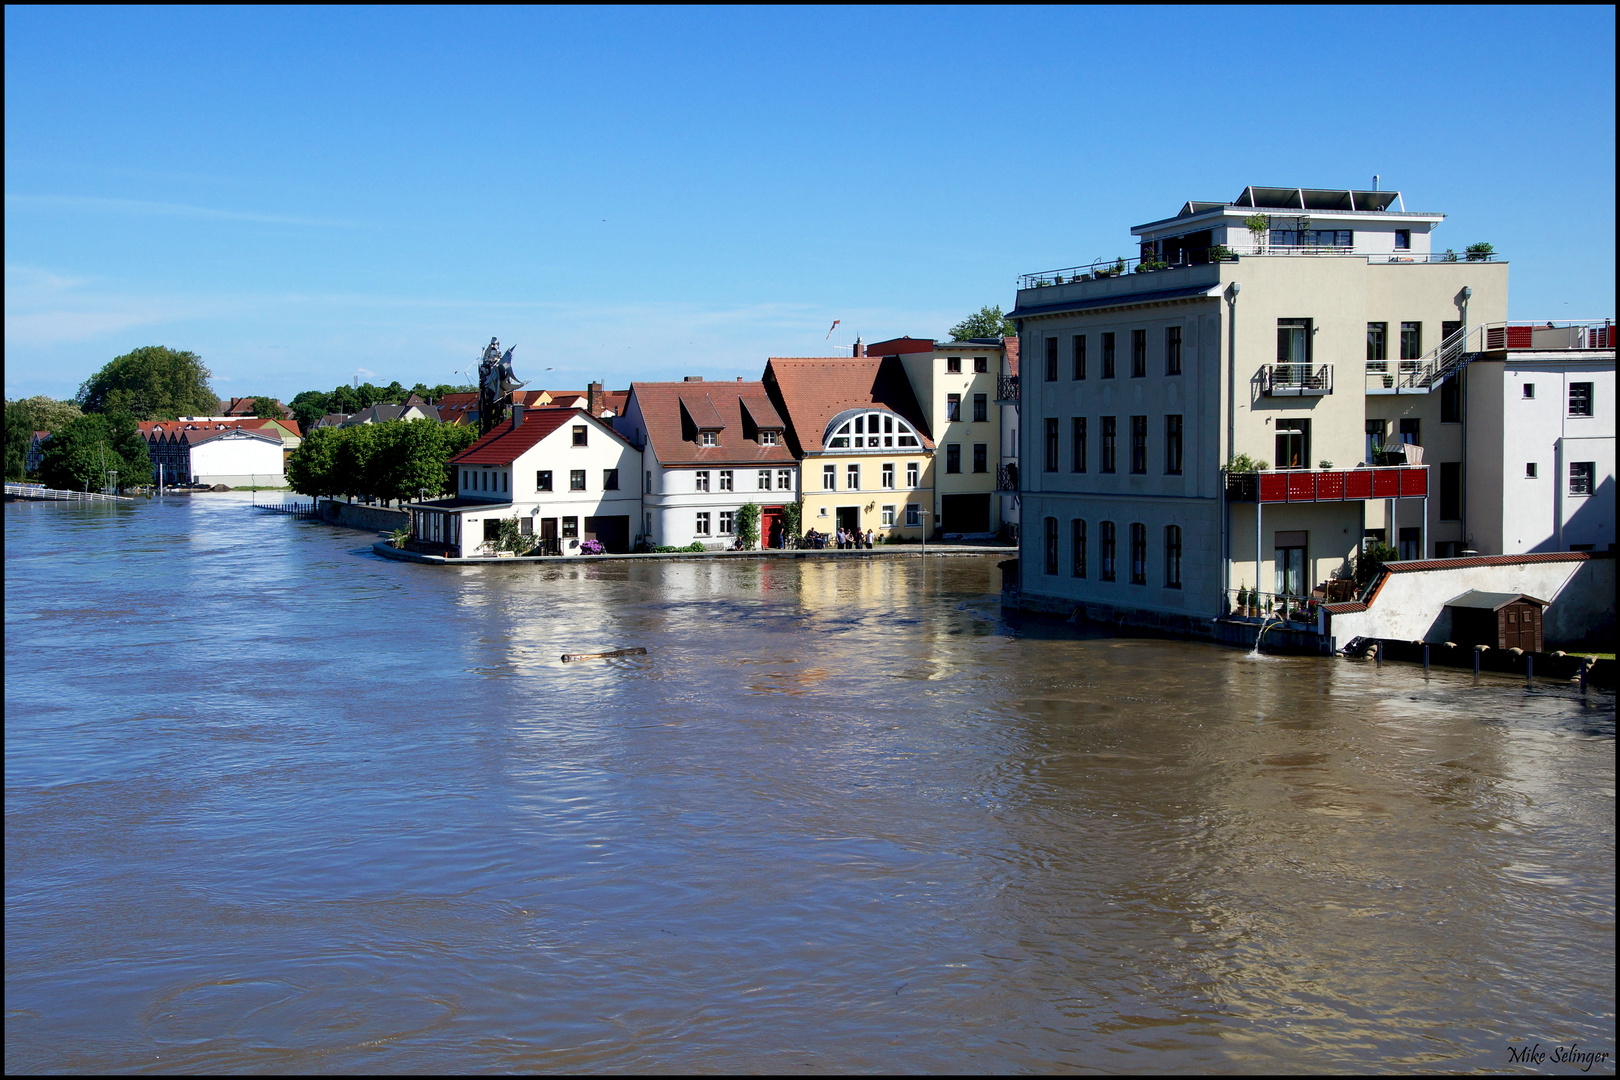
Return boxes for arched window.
[825,409,920,451]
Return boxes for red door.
[761,507,783,549]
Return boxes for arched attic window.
[824,408,920,451]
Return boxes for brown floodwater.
[5,494,1614,1073]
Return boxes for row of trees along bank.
[286,419,477,506]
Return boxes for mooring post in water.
[1526,653,1533,686]
[1423,643,1430,673]
[1580,657,1591,696]
[1374,640,1382,667]
[1473,645,1485,678]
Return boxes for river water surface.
[5,494,1614,1072]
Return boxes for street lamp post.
[918,508,931,561]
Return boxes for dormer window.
[760,430,779,446]
[700,431,718,447]
[826,409,919,450]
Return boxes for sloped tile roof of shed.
[764,356,934,454]
[630,381,798,466]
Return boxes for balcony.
[1262,363,1332,396]
[996,463,1019,492]
[1224,465,1427,503]
[1482,320,1615,351]
[1017,246,1504,290]
[996,375,1019,403]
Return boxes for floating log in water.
[561,647,648,662]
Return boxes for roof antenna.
[1373,174,1380,192]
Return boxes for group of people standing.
[799,527,876,550]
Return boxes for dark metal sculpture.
[476,337,528,436]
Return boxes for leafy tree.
[286,425,342,500]
[327,384,360,414]
[4,397,84,479]
[781,499,802,544]
[289,390,331,429]
[39,411,151,492]
[947,305,1016,341]
[383,381,407,404]
[76,346,220,419]
[735,501,761,548]
[333,423,378,502]
[251,396,282,419]
[1353,542,1399,589]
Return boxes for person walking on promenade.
[865,528,874,549]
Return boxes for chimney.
[587,381,603,415]
[512,404,525,427]
[853,336,865,357]
[684,375,703,382]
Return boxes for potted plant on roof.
[1465,241,1494,262]
[1244,212,1269,254]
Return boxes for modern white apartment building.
[1009,184,1518,637]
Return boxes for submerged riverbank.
[5,492,1614,1073]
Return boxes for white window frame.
[881,505,895,526]
[719,510,735,534]
[700,431,718,447]
[758,469,772,490]
[882,463,895,489]
[846,464,860,490]
[822,464,836,491]
[906,462,919,487]
[905,503,921,527]
[695,511,711,535]
[719,469,734,492]
[777,469,793,491]
[694,470,710,492]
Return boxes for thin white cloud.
[5,193,358,228]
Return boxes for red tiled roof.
[762,356,934,455]
[450,407,634,466]
[626,381,798,466]
[1003,335,1019,377]
[865,336,936,355]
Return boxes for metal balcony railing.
[1018,246,1504,290]
[1223,465,1428,503]
[996,463,1019,492]
[1262,363,1332,396]
[996,375,1019,403]
[1481,320,1616,351]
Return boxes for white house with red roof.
[614,378,799,549]
[405,406,641,557]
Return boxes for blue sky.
[5,6,1615,403]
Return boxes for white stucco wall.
[190,433,285,483]
[1327,556,1614,646]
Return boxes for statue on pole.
[476,337,528,436]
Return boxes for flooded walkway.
[5,494,1614,1072]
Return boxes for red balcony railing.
[1224,465,1427,503]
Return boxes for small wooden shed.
[1444,590,1548,653]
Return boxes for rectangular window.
[974,356,988,373]
[1071,417,1087,473]
[946,356,962,373]
[1072,334,1086,380]
[1100,521,1117,581]
[1277,318,1310,364]
[1522,383,1536,399]
[1525,462,1538,478]
[1569,382,1594,416]
[1130,523,1147,584]
[1367,323,1388,371]
[1440,462,1461,520]
[719,469,733,491]
[646,470,652,492]
[719,510,734,535]
[1130,415,1147,473]
[906,462,919,488]
[1165,326,1182,375]
[1394,229,1411,250]
[1570,461,1595,495]
[1164,525,1182,588]
[603,469,619,491]
[1071,519,1086,578]
[1044,338,1058,382]
[1399,527,1421,561]
[1165,415,1183,474]
[1440,375,1460,423]
[758,469,772,490]
[695,470,710,492]
[778,469,793,490]
[906,503,920,527]
[695,512,710,535]
[822,464,836,491]
[700,431,718,447]
[562,516,579,539]
[946,444,961,474]
[503,472,508,493]
[1044,517,1058,574]
[572,425,588,446]
[946,394,961,422]
[1399,418,1420,446]
[881,505,895,526]
[1365,419,1386,462]
[1276,419,1310,469]
[570,469,586,491]
[1131,329,1147,378]
[973,393,987,423]
[1044,418,1059,472]
[1400,322,1422,362]
[846,464,860,490]
[536,470,552,491]
[1277,540,1308,593]
[882,463,895,488]
[973,443,987,473]
[1101,416,1117,473]
[760,430,779,445]
[1101,333,1116,378]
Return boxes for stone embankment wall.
[318,498,409,533]
[1328,553,1614,647]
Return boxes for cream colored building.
[1010,185,1512,629]
[866,335,1013,538]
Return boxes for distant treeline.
[286,419,478,506]
[289,382,474,428]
